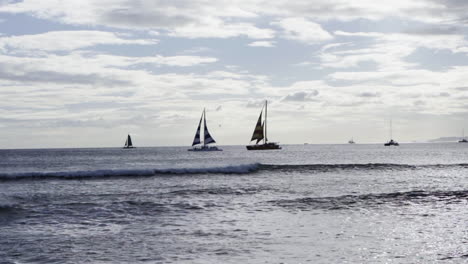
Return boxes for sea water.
[0,144,467,263]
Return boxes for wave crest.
[2,163,468,181]
[0,163,261,180]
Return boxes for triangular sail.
[126,135,133,147]
[203,110,216,145]
[256,122,264,144]
[192,112,203,146]
[250,111,264,143]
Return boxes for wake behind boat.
[246,100,281,150]
[188,108,222,151]
[123,134,135,149]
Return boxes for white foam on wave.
[0,163,261,180]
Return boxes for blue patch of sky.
[405,47,468,71]
[0,13,74,35]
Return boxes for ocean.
[0,143,467,263]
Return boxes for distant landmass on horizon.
[428,137,464,143]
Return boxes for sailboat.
[123,134,135,149]
[348,138,355,144]
[188,108,222,151]
[384,119,399,146]
[458,129,468,143]
[246,100,281,150]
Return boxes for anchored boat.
[246,100,281,150]
[123,134,135,149]
[384,119,399,146]
[189,108,222,151]
[458,129,468,143]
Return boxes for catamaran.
[246,100,281,150]
[123,134,135,149]
[189,108,222,151]
[384,119,399,146]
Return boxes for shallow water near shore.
[1,143,467,263]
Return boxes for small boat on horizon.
[123,134,135,149]
[458,129,468,143]
[384,119,399,146]
[246,100,281,150]
[348,138,355,144]
[384,139,399,146]
[188,108,222,151]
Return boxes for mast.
[390,119,393,140]
[203,108,206,147]
[265,100,267,144]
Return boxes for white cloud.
[0,31,157,52]
[272,17,332,44]
[2,0,468,146]
[248,41,275,47]
[168,18,274,39]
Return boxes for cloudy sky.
[1,0,468,148]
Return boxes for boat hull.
[188,146,222,151]
[246,143,281,150]
[384,139,399,146]
[123,147,136,149]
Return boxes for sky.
[1,0,468,148]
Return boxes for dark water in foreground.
[0,144,467,263]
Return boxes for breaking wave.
[1,163,468,181]
[0,164,261,180]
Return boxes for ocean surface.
[0,143,467,263]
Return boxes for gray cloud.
[404,26,460,35]
[246,100,265,108]
[282,90,319,102]
[0,68,131,87]
[357,92,381,98]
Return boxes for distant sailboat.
[459,129,468,143]
[123,134,135,149]
[188,108,222,151]
[384,119,399,146]
[246,100,281,150]
[348,138,355,144]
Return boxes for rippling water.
[1,144,467,263]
